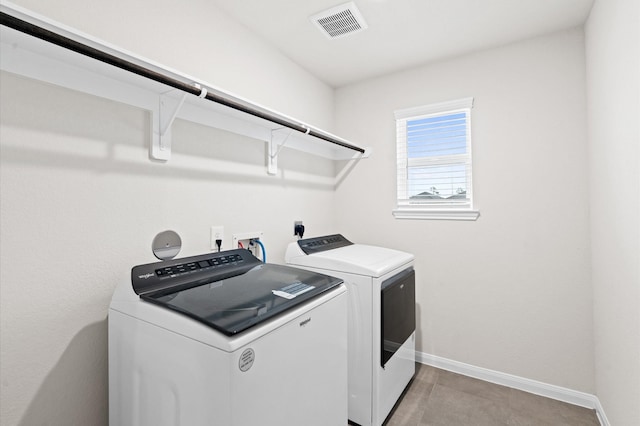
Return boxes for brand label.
[138,273,154,279]
[299,318,311,327]
[239,348,255,372]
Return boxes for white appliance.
[109,249,347,426]
[285,234,416,426]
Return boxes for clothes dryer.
[285,235,415,426]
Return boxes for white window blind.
[393,97,479,220]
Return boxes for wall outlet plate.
[210,226,224,250]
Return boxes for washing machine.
[285,234,416,426]
[109,248,347,426]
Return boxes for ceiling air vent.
[310,2,368,40]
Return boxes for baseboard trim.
[416,351,609,426]
[593,397,611,426]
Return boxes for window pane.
[408,164,468,200]
[407,112,467,158]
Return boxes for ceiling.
[210,0,595,88]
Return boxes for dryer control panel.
[297,234,353,254]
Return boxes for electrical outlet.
[210,226,224,251]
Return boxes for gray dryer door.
[381,268,416,367]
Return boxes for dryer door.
[380,268,416,367]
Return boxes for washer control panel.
[155,253,244,277]
[131,249,259,295]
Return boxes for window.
[393,97,479,220]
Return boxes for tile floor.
[381,364,600,426]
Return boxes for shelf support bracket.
[267,128,294,175]
[150,90,188,161]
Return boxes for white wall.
[585,0,640,424]
[0,1,337,425]
[334,29,594,392]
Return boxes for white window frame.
[393,97,479,221]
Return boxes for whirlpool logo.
[299,317,311,327]
[138,273,155,279]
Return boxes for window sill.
[392,208,480,221]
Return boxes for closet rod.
[0,12,365,154]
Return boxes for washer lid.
[287,237,414,277]
[132,250,343,336]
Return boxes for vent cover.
[310,2,368,39]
